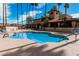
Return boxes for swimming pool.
[9,31,68,43]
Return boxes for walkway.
[0,34,79,56]
[0,29,79,56]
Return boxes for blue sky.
[7,3,54,24]
[0,3,79,24]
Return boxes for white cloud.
[18,10,42,22]
[6,4,11,17]
[0,4,42,24]
[36,3,45,8]
[0,4,3,19]
[7,19,17,24]
[0,3,11,23]
[71,13,79,18]
[9,10,42,24]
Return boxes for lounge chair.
[3,33,9,38]
[0,28,9,38]
[66,28,79,37]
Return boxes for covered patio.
[48,18,79,28]
[44,18,79,33]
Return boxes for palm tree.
[62,3,69,27]
[26,16,33,24]
[43,17,49,26]
[52,5,57,11]
[51,5,58,19]
[31,3,39,19]
[20,3,23,25]
[57,3,62,20]
[31,3,39,6]
[16,3,19,28]
[4,3,7,26]
[3,3,5,27]
[31,3,39,29]
[25,3,28,24]
[44,3,47,16]
[57,3,62,10]
[3,3,7,30]
[64,3,69,20]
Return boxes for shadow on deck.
[1,39,79,56]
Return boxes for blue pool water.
[10,32,68,43]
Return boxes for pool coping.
[0,29,79,56]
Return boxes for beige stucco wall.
[6,26,18,32]
[72,21,76,28]
[45,27,74,33]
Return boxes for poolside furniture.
[66,28,79,37]
[3,33,9,38]
[0,28,9,38]
[73,28,79,34]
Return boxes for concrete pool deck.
[0,29,79,56]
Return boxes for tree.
[2,3,7,30]
[57,3,62,10]
[4,3,7,26]
[31,3,39,19]
[44,3,47,16]
[26,16,33,24]
[31,3,39,6]
[43,17,49,27]
[59,12,63,19]
[3,3,5,27]
[61,3,69,27]
[16,3,19,28]
[64,3,69,20]
[57,3,62,20]
[20,4,23,25]
[51,5,57,11]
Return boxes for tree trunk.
[3,3,5,27]
[17,3,19,28]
